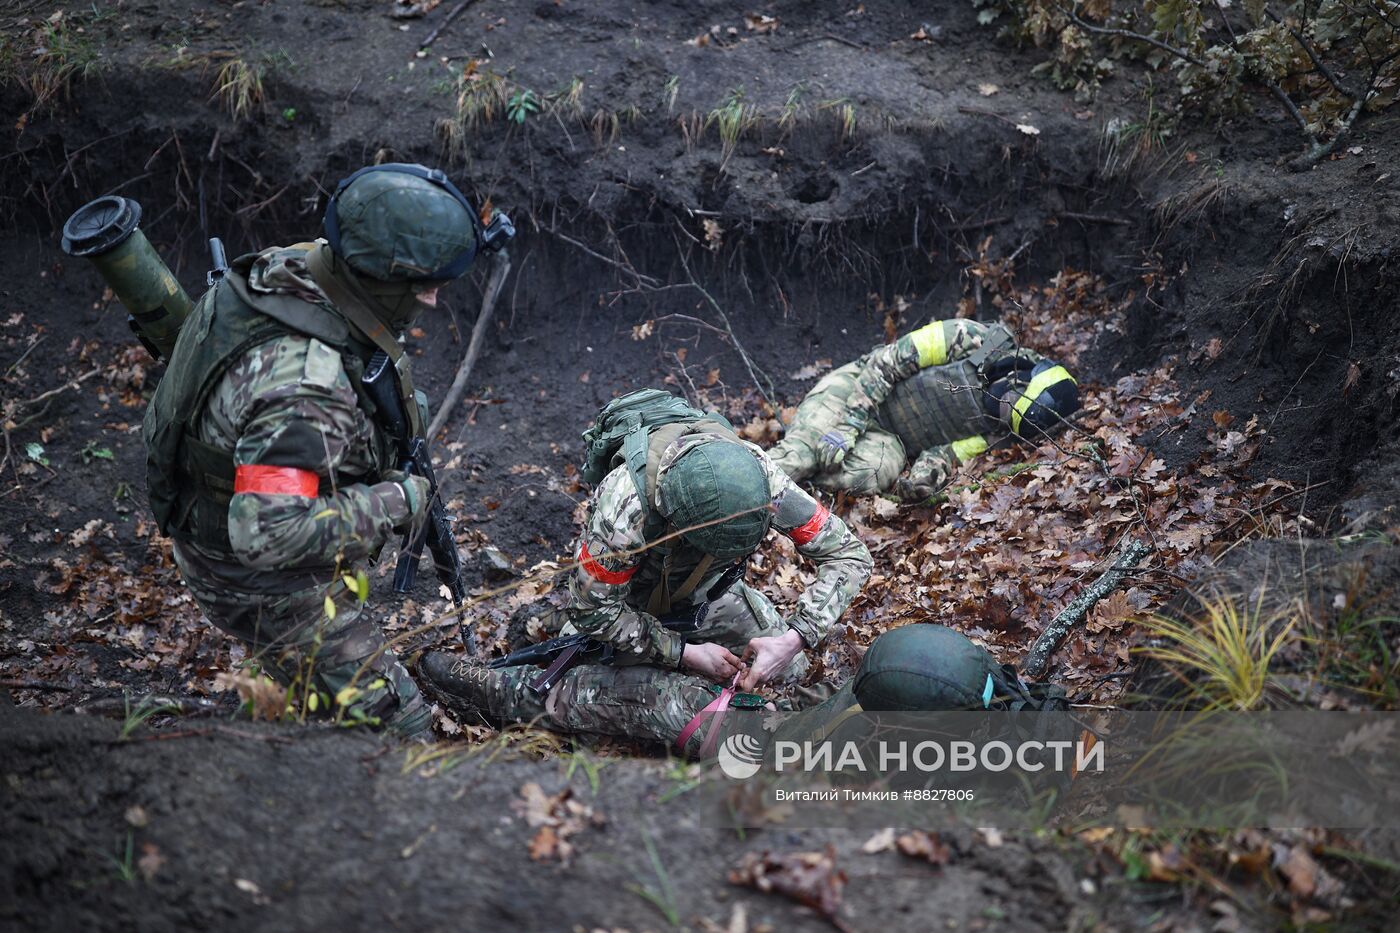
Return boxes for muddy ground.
[2,0,1399,929]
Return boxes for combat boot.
[419,651,551,728]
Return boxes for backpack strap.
[647,553,714,616]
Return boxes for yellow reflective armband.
[909,322,948,367]
[950,435,989,462]
[1011,365,1076,434]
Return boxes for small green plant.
[661,73,680,112]
[119,694,180,740]
[1138,590,1294,710]
[778,82,806,133]
[551,76,584,119]
[819,97,857,141]
[281,107,297,122]
[80,441,114,464]
[19,17,102,115]
[438,64,511,159]
[107,831,137,884]
[211,58,264,120]
[706,87,757,168]
[564,747,607,794]
[626,831,681,928]
[24,442,48,467]
[507,88,540,123]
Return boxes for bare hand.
[740,629,805,690]
[681,642,742,682]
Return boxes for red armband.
[233,464,320,498]
[579,541,638,585]
[785,502,831,546]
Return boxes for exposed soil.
[3,0,1399,928]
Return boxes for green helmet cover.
[853,624,1001,711]
[328,167,478,282]
[660,441,771,559]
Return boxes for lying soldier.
[423,618,1068,756]
[769,319,1079,502]
[419,389,873,743]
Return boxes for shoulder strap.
[306,244,423,436]
[963,324,1017,376]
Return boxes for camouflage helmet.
[659,440,772,559]
[853,624,1002,711]
[990,359,1079,439]
[323,163,480,282]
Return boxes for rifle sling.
[647,553,714,617]
[306,244,424,436]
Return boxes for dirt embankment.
[3,0,1400,929]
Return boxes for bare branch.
[1058,3,1206,66]
[1264,8,1359,98]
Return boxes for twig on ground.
[1022,539,1151,678]
[1,679,74,691]
[433,250,511,441]
[420,0,480,49]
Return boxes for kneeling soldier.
[420,390,873,747]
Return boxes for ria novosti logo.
[717,733,765,779]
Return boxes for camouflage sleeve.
[765,456,873,647]
[224,337,412,570]
[563,468,684,667]
[906,435,990,498]
[844,320,1020,424]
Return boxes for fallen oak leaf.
[730,846,848,928]
[896,830,952,866]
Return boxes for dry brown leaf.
[1085,591,1135,634]
[138,842,165,882]
[861,827,896,853]
[729,846,846,924]
[895,831,951,865]
[744,13,778,33]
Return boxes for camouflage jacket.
[566,430,873,667]
[183,247,413,586]
[844,319,1043,489]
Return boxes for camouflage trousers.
[173,542,430,737]
[490,583,822,752]
[768,362,906,494]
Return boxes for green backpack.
[580,389,742,535]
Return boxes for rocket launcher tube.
[61,196,193,360]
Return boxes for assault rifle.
[490,563,745,696]
[206,237,229,287]
[362,350,474,653]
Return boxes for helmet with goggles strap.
[323,162,514,282]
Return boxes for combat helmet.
[659,440,772,559]
[986,359,1079,439]
[325,163,485,281]
[853,624,1006,711]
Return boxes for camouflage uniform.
[769,319,1045,499]
[166,247,429,735]
[433,430,872,745]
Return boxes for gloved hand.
[816,430,851,469]
[893,475,937,504]
[384,469,432,531]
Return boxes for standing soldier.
[768,319,1079,502]
[419,390,872,748]
[138,164,499,737]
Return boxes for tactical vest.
[579,389,752,613]
[141,255,388,553]
[877,358,989,452]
